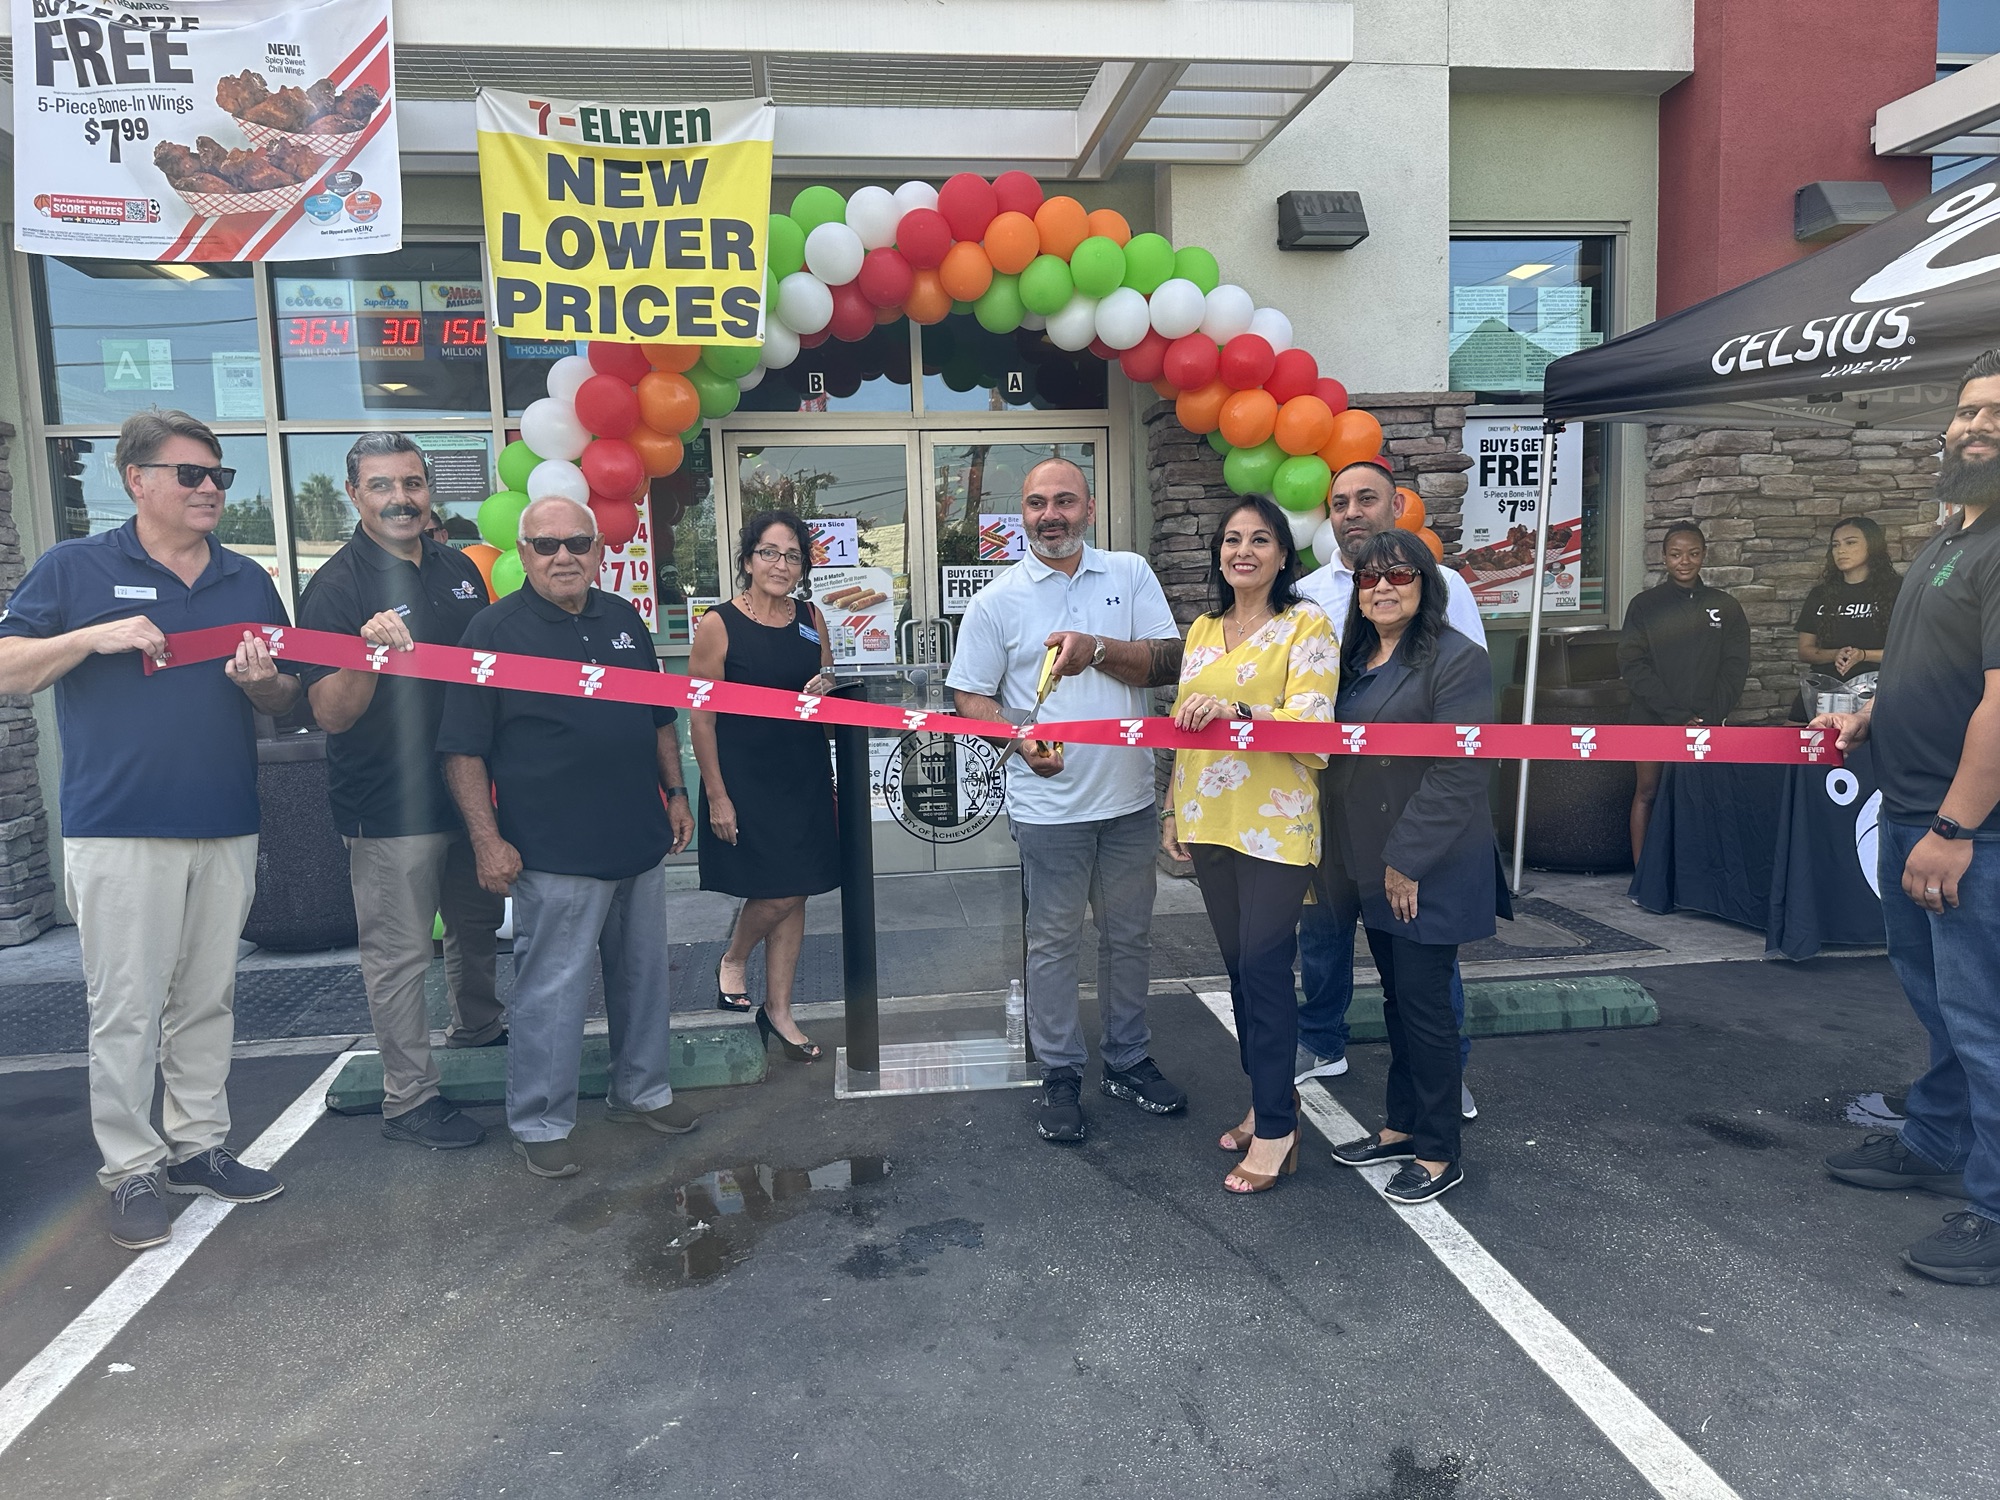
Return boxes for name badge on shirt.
[800,623,820,644]
[114,586,157,601]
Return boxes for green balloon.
[491,551,526,598]
[496,440,541,495]
[686,363,741,420]
[681,418,705,445]
[1174,245,1221,294]
[951,300,974,316]
[1019,254,1075,317]
[1222,439,1284,497]
[476,490,529,550]
[974,272,1025,334]
[1297,546,1318,572]
[1205,429,1230,455]
[1069,236,1126,299]
[701,343,761,380]
[1273,454,1334,512]
[1123,233,1175,295]
[790,185,847,235]
[768,214,806,280]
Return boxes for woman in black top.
[1792,515,1898,718]
[690,510,839,1061]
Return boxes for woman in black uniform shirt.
[1793,515,1899,717]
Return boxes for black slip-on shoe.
[1101,1057,1187,1115]
[1902,1212,2000,1286]
[1825,1133,1967,1196]
[1382,1160,1463,1205]
[382,1096,486,1150]
[1038,1069,1086,1143]
[163,1147,283,1203]
[1331,1132,1417,1167]
[106,1172,170,1251]
[605,1098,701,1134]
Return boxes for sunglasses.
[524,534,596,556]
[137,461,235,491]
[1355,565,1423,590]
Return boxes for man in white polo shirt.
[950,457,1185,1143]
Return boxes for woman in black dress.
[1792,514,1899,719]
[690,510,839,1061]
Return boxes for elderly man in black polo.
[299,432,503,1153]
[438,496,696,1179]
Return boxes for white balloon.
[1311,517,1338,566]
[845,185,901,251]
[1285,504,1324,550]
[526,457,591,506]
[893,180,939,215]
[1020,311,1047,331]
[804,222,865,286]
[519,397,589,462]
[1200,284,1255,342]
[1147,278,1206,339]
[1047,291,1101,352]
[775,272,833,336]
[545,354,594,404]
[1093,287,1151,350]
[759,318,801,370]
[1248,307,1294,352]
[736,365,766,392]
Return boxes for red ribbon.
[160,623,1844,767]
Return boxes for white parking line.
[1196,992,1743,1500]
[0,1050,353,1458]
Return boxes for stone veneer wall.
[1640,424,1940,724]
[0,420,58,945]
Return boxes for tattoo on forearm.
[1145,636,1184,688]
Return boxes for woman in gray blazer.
[1323,530,1503,1204]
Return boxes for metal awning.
[1875,51,2000,157]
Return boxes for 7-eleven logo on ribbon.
[1341,724,1367,753]
[1456,725,1482,756]
[1686,726,1713,760]
[1228,720,1255,748]
[688,678,716,709]
[795,694,822,720]
[1571,727,1597,759]
[579,665,606,697]
[365,643,390,672]
[903,710,930,731]
[1119,719,1145,745]
[470,651,498,684]
[260,627,286,655]
[1799,729,1829,762]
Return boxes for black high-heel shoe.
[756,1004,821,1062]
[715,958,752,1013]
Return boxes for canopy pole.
[1509,419,1564,897]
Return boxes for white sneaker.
[1461,1084,1478,1120]
[1294,1046,1349,1084]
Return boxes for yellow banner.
[476,89,774,346]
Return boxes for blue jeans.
[1879,819,2000,1225]
[1299,871,1470,1067]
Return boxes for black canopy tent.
[1499,160,2000,890]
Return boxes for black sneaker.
[1825,1133,1967,1196]
[1383,1160,1463,1205]
[1331,1132,1417,1167]
[1101,1057,1187,1115]
[605,1098,701,1134]
[1037,1069,1086,1143]
[163,1147,283,1203]
[382,1095,485,1150]
[1902,1212,2000,1286]
[105,1172,170,1251]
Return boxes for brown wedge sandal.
[1224,1133,1300,1194]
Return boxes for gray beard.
[1936,446,2000,510]
[1032,531,1086,561]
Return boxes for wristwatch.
[665,787,689,800]
[1089,636,1106,668]
[1236,701,1255,721]
[1932,813,1964,840]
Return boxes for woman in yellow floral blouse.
[1161,496,1338,1194]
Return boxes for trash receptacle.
[242,726,357,951]
[1498,628,1634,874]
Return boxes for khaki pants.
[65,835,258,1189]
[347,832,506,1118]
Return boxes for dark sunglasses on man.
[136,462,235,492]
[524,533,596,556]
[1355,564,1423,590]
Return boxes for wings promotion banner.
[12,0,400,262]
[476,89,774,346]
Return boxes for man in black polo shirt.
[1818,350,2000,1286]
[438,496,696,1179]
[298,433,503,1152]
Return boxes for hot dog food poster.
[810,567,896,665]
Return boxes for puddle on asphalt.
[1348,1446,1465,1500]
[1843,1091,1907,1129]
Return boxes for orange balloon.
[1417,526,1445,562]
[636,370,700,434]
[1218,388,1280,449]
[629,426,686,478]
[939,240,995,302]
[1151,378,1179,399]
[1034,196,1090,259]
[1085,208,1131,246]
[1175,378,1231,435]
[1273,395,1335,457]
[462,543,500,598]
[904,268,953,325]
[984,211,1041,275]
[1395,487,1426,531]
[643,344,701,373]
[1319,408,1384,466]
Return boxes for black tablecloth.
[1767,741,1884,959]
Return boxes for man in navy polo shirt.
[438,496,696,1179]
[0,408,300,1250]
[299,432,502,1154]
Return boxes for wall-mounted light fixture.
[1276,190,1368,251]
[1794,181,1895,243]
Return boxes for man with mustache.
[1816,350,2000,1286]
[297,433,503,1152]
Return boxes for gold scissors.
[995,644,1061,770]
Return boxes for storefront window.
[501,335,584,417]
[738,322,913,413]
[48,434,279,584]
[1448,238,1610,398]
[34,259,263,427]
[920,321,1108,412]
[281,430,492,594]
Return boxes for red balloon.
[573,373,639,439]
[1218,334,1276,391]
[992,170,1045,218]
[1087,338,1117,362]
[936,173,998,241]
[586,342,650,385]
[1265,348,1320,405]
[856,247,915,308]
[589,497,640,549]
[798,328,830,349]
[579,438,644,500]
[1162,333,1219,391]
[1313,377,1350,415]
[1118,328,1171,384]
[827,280,876,342]
[896,208,953,270]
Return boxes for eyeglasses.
[1355,565,1422,590]
[524,534,596,556]
[752,545,805,567]
[363,475,431,495]
[136,462,235,491]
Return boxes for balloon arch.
[467,171,1438,599]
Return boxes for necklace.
[1224,602,1272,645]
[737,591,795,628]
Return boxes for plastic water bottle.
[1005,980,1026,1048]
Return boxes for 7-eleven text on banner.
[476,89,774,347]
